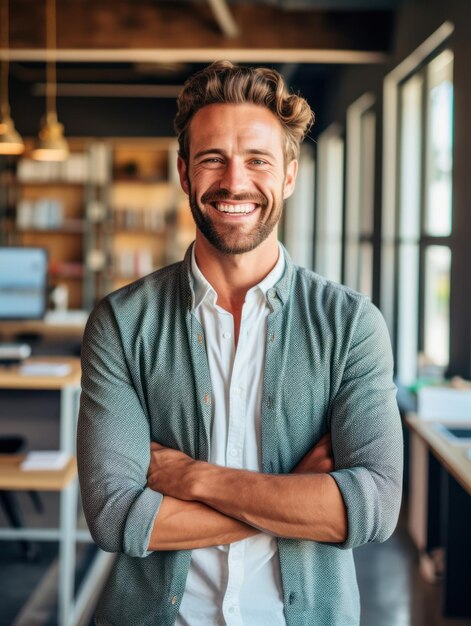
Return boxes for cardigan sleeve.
[77,298,163,557]
[329,299,403,549]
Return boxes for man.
[77,61,403,626]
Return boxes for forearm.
[148,495,259,551]
[188,464,347,543]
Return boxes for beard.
[188,184,284,255]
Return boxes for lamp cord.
[1,0,10,116]
[46,0,57,120]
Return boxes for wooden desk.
[407,417,471,495]
[0,454,77,490]
[0,312,87,342]
[0,359,113,626]
[0,357,81,455]
[406,415,471,618]
[0,454,79,626]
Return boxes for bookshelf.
[108,139,193,291]
[5,139,110,309]
[0,138,194,310]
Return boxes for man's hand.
[292,433,334,474]
[146,444,259,550]
[147,442,199,500]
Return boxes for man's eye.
[202,157,223,164]
[250,159,268,166]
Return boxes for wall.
[318,0,471,378]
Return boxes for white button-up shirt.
[176,244,287,626]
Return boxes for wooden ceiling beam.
[0,48,387,64]
[207,0,240,38]
[6,1,392,61]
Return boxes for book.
[20,362,72,377]
[21,451,71,471]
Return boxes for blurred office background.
[0,0,470,624]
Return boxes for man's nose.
[219,160,249,193]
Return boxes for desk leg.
[58,478,78,626]
[443,471,471,618]
[60,386,80,456]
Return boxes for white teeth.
[214,202,256,214]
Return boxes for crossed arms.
[146,433,347,551]
[77,297,403,558]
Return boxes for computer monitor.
[0,247,48,320]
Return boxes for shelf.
[17,181,86,187]
[49,263,85,279]
[18,221,85,234]
[113,177,167,185]
[113,229,166,235]
[111,274,154,281]
[51,275,84,281]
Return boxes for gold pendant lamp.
[0,0,24,155]
[32,0,69,161]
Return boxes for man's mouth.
[213,202,257,215]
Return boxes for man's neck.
[194,232,279,315]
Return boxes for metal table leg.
[58,477,78,626]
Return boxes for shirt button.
[230,448,237,457]
[229,606,235,614]
[171,595,178,605]
[223,331,231,339]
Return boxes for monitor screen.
[0,247,48,320]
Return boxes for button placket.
[227,304,248,469]
[222,541,246,626]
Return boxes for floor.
[354,513,471,626]
[1,502,470,626]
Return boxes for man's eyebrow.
[193,148,225,160]
[246,149,276,159]
[193,148,276,160]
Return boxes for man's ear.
[177,156,190,195]
[283,159,298,200]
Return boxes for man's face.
[178,103,297,255]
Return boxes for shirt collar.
[190,242,286,313]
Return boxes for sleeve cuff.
[329,467,380,550]
[123,487,164,557]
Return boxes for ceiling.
[3,0,404,138]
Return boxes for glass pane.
[380,242,395,337]
[344,104,374,290]
[399,74,423,241]
[316,130,344,283]
[425,50,453,236]
[359,109,375,236]
[284,147,315,269]
[358,242,373,298]
[397,243,419,385]
[423,246,451,368]
[344,241,359,290]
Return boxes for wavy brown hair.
[174,60,315,164]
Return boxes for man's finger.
[151,442,165,450]
[316,432,331,446]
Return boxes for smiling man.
[77,61,403,626]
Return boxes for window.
[395,48,454,384]
[315,124,344,283]
[283,145,315,269]
[381,21,454,353]
[345,93,376,297]
[422,50,453,368]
